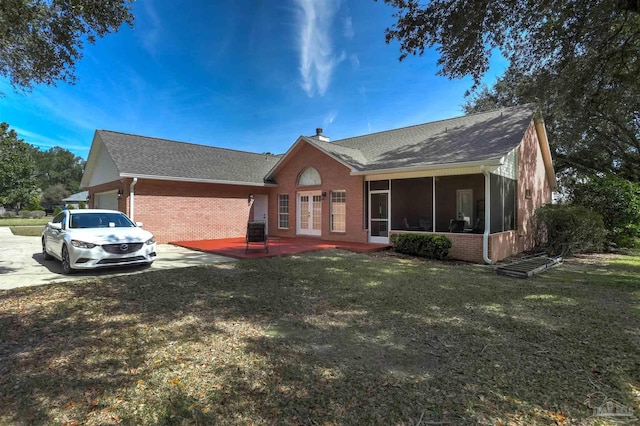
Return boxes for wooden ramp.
[495,254,563,278]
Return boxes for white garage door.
[94,191,119,210]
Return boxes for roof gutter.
[482,166,492,265]
[350,158,503,177]
[129,177,138,221]
[119,173,277,187]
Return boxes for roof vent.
[312,128,330,142]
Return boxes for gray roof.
[62,191,89,202]
[330,104,536,171]
[97,130,281,185]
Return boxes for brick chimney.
[312,127,330,142]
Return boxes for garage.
[94,191,119,210]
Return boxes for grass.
[0,250,638,425]
[0,217,50,227]
[9,225,45,236]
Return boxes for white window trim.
[330,190,346,233]
[278,194,289,229]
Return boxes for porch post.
[432,177,436,232]
[482,167,492,264]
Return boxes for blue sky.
[1,0,507,160]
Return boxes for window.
[330,191,346,232]
[278,194,289,229]
[297,167,321,186]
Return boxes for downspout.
[129,178,138,221]
[482,166,492,264]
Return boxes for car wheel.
[61,245,74,275]
[42,238,53,260]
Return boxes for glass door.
[369,191,389,243]
[297,191,322,236]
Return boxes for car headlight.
[71,240,96,249]
[145,236,156,245]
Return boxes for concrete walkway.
[0,227,236,290]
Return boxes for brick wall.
[516,122,552,252]
[90,178,269,243]
[268,141,368,243]
[390,230,485,263]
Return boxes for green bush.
[1,211,17,218]
[570,175,640,247]
[78,201,87,209]
[23,198,45,211]
[391,233,452,259]
[27,210,46,218]
[534,204,606,256]
[52,206,63,217]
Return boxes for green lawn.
[9,225,45,236]
[0,217,50,227]
[0,250,638,425]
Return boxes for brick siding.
[268,141,368,243]
[89,179,269,243]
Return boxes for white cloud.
[294,0,345,97]
[343,16,354,39]
[140,1,162,56]
[350,53,360,69]
[323,110,338,127]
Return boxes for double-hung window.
[278,194,289,229]
[330,191,346,232]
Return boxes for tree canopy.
[0,123,38,208]
[381,0,640,181]
[33,146,85,193]
[0,0,134,90]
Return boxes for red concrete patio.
[171,237,390,259]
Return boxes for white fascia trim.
[350,158,503,176]
[118,173,277,187]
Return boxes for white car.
[42,209,157,274]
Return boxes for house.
[62,191,89,208]
[81,104,556,263]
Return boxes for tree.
[381,0,640,180]
[33,147,85,192]
[0,123,39,209]
[41,183,70,210]
[0,0,134,90]
[570,175,640,246]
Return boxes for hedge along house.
[82,104,556,263]
[80,131,281,243]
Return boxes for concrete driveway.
[0,227,236,290]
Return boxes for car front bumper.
[69,243,157,269]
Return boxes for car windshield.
[69,212,135,229]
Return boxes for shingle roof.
[331,104,536,171]
[97,130,281,185]
[300,136,368,169]
[62,191,89,202]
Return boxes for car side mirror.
[136,222,143,227]
[49,222,62,230]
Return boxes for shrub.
[570,175,640,247]
[534,204,606,256]
[1,211,17,218]
[391,233,452,259]
[78,201,87,209]
[27,210,46,218]
[52,206,63,216]
[23,198,45,211]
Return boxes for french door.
[297,191,322,236]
